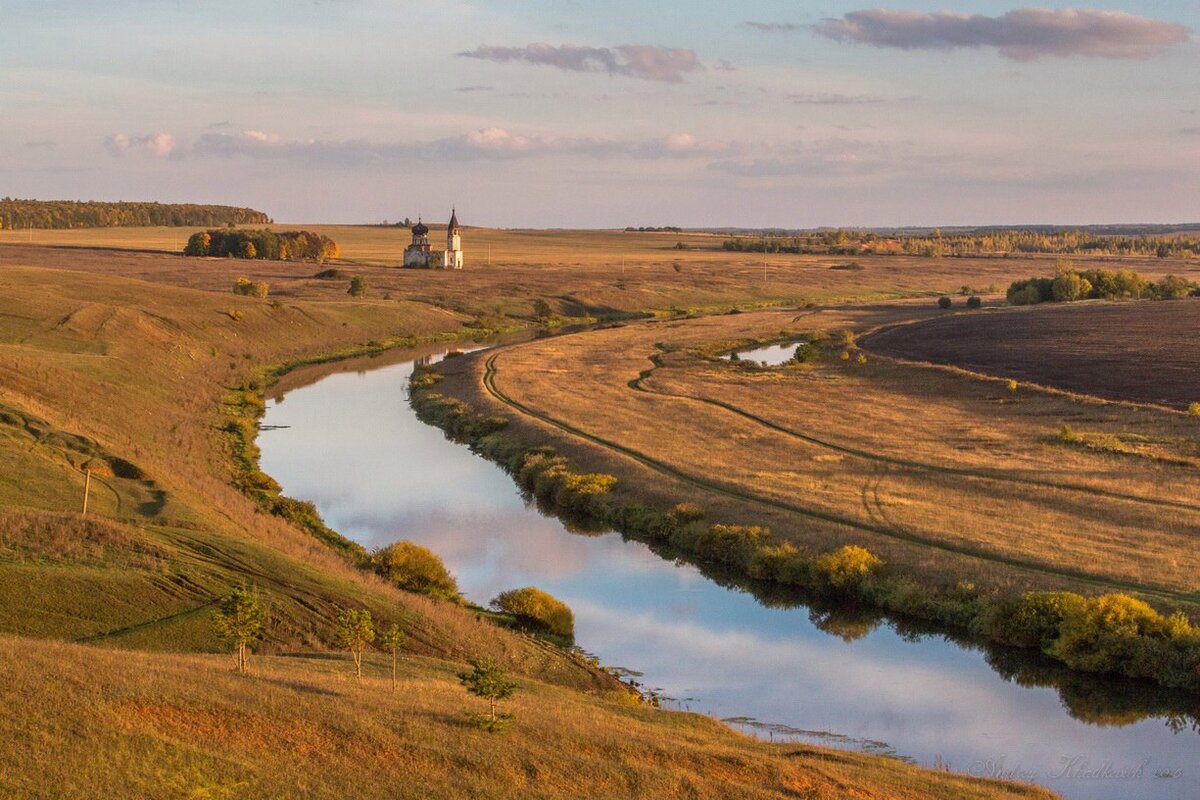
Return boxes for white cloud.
[103,131,176,158]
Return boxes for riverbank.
[0,242,1063,799]
[410,307,1200,692]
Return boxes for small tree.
[348,275,368,297]
[532,298,553,323]
[378,624,407,695]
[213,588,266,674]
[966,295,982,309]
[459,657,517,726]
[937,296,952,309]
[336,609,376,678]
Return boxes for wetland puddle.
[260,341,1198,800]
[722,341,804,366]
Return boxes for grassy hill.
[0,234,1075,798]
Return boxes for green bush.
[491,586,574,638]
[937,296,952,309]
[966,295,982,309]
[371,541,459,600]
[981,591,1089,650]
[693,524,769,567]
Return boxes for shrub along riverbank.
[412,367,1200,692]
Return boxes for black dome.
[411,219,429,235]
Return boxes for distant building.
[403,209,463,269]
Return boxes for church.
[403,209,464,269]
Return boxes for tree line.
[0,198,269,230]
[724,229,1200,258]
[1008,264,1198,305]
[185,229,339,263]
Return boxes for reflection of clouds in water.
[573,600,1193,790]
[262,351,1200,800]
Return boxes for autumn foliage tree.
[491,587,575,638]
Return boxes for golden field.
[0,230,1084,798]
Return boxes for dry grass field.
[433,303,1200,613]
[864,299,1200,410]
[0,636,1055,800]
[6,224,1198,323]
[0,234,1067,797]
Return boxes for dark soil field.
[863,299,1200,410]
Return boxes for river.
[259,341,1198,800]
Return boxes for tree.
[532,299,553,322]
[336,609,376,678]
[937,296,952,309]
[459,657,517,725]
[212,588,267,674]
[491,587,575,638]
[370,541,459,600]
[1051,271,1091,302]
[378,624,407,695]
[348,275,368,297]
[966,295,982,309]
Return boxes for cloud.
[744,22,804,33]
[190,128,730,166]
[456,85,494,92]
[787,92,884,105]
[458,42,702,82]
[103,132,177,158]
[23,140,56,150]
[812,8,1190,61]
[1180,127,1200,136]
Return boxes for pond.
[722,341,804,366]
[259,341,1198,800]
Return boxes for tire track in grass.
[482,351,1200,606]
[634,353,1200,515]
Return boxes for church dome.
[411,218,429,236]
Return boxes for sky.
[2,1,1199,227]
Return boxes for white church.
[403,209,464,269]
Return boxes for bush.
[937,296,952,309]
[693,524,769,567]
[348,275,368,297]
[1050,594,1176,675]
[982,591,1088,650]
[232,277,268,298]
[491,587,574,638]
[966,295,982,309]
[1189,402,1200,416]
[1051,271,1092,302]
[792,343,819,364]
[671,502,705,524]
[812,545,883,592]
[371,541,459,600]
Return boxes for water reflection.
[259,344,1199,800]
[723,341,804,366]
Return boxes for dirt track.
[862,300,1200,410]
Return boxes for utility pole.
[81,468,92,515]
